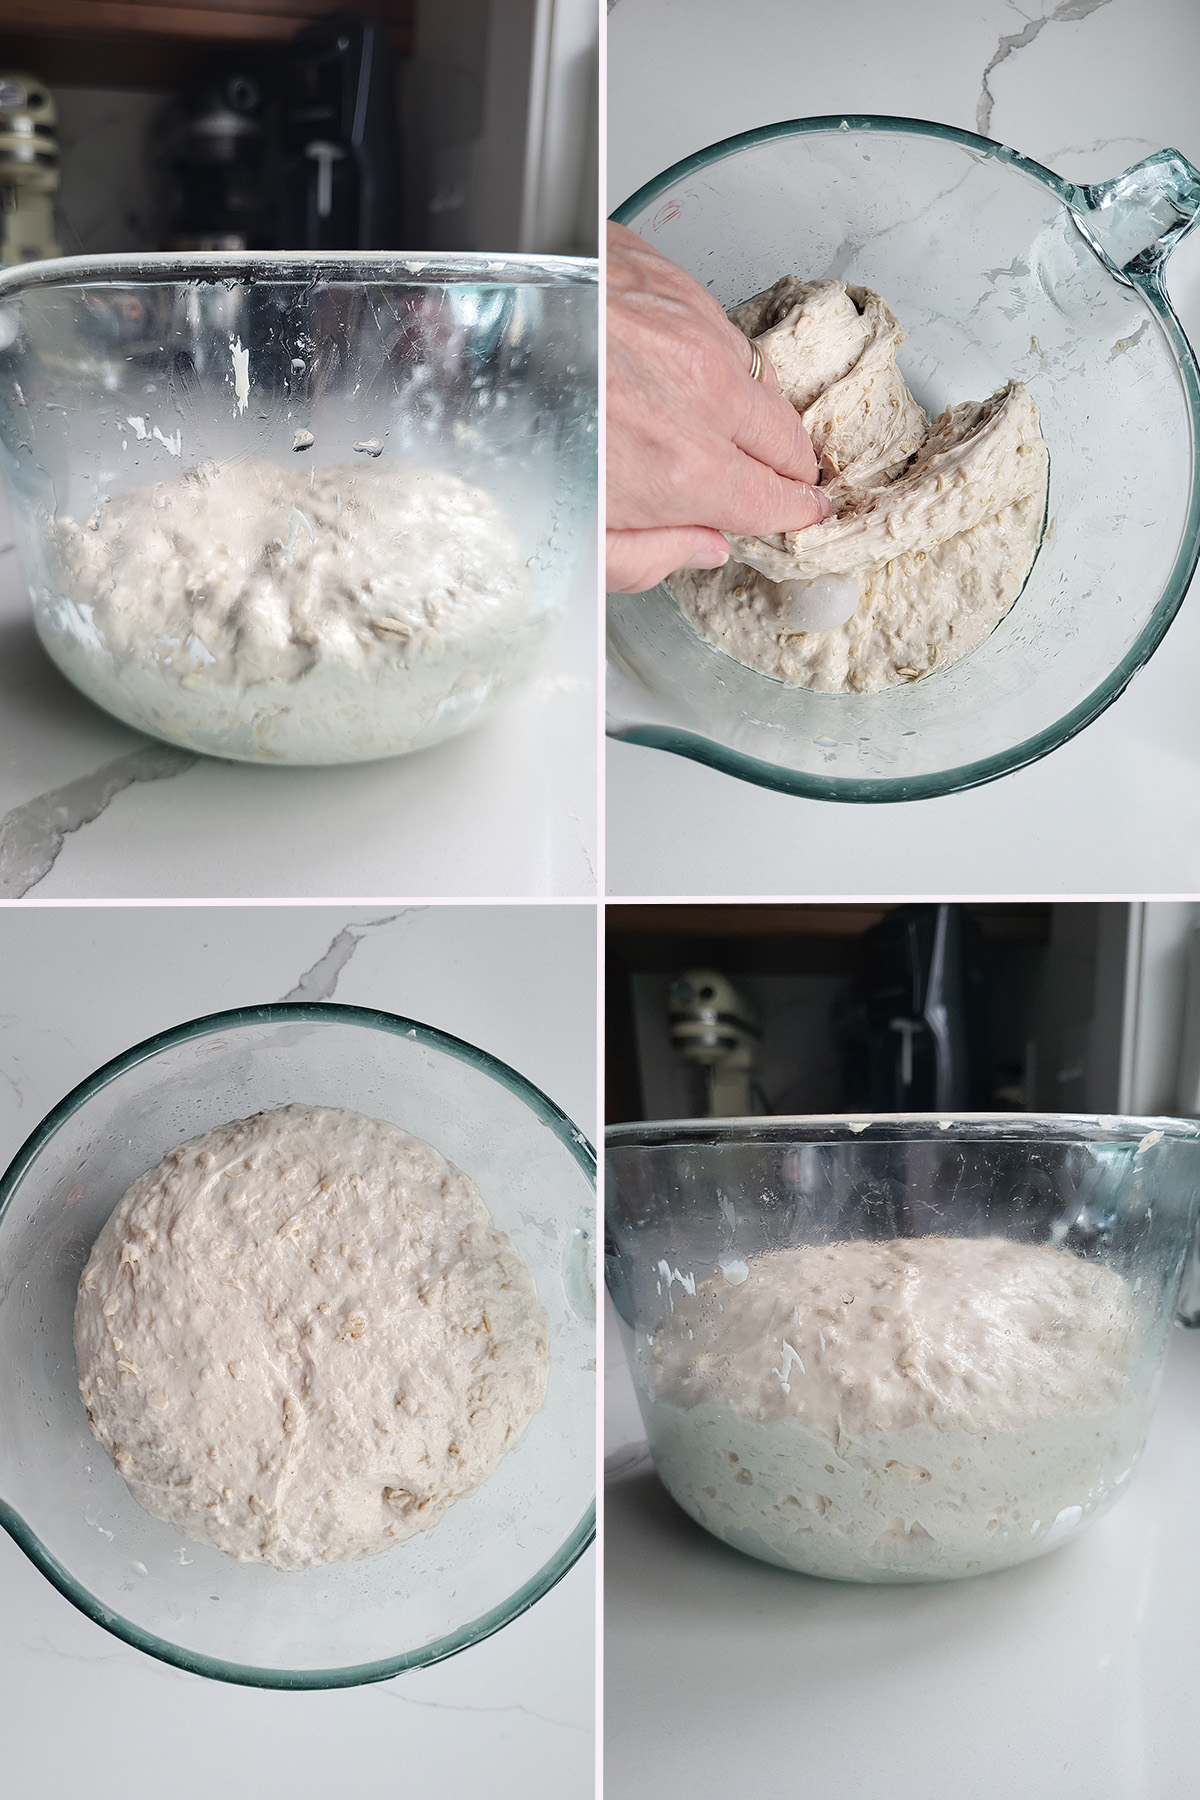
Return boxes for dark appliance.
[840,903,991,1111]
[157,52,275,251]
[279,14,402,251]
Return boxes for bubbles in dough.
[75,1104,549,1571]
[44,461,542,762]
[645,1236,1143,1581]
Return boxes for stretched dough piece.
[668,279,1049,693]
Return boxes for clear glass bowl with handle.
[606,1115,1200,1582]
[0,1003,595,1687]
[0,251,597,765]
[608,117,1200,802]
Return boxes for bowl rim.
[605,1110,1200,1147]
[0,249,598,300]
[0,1000,596,1691]
[608,113,1200,803]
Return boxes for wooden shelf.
[0,0,414,87]
[607,903,1052,973]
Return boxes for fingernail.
[815,486,832,520]
[685,548,730,570]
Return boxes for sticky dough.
[75,1104,549,1571]
[643,1236,1143,1582]
[667,280,1050,692]
[44,461,540,762]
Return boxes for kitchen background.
[0,0,600,904]
[605,898,1200,1800]
[607,902,1200,1124]
[0,0,597,262]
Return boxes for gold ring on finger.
[747,339,767,383]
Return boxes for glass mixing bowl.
[606,1115,1200,1582]
[608,118,1200,801]
[0,1004,595,1687]
[0,251,597,765]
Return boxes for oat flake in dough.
[75,1104,549,1571]
[667,279,1050,692]
[45,460,540,762]
[645,1237,1143,1581]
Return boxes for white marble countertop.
[0,905,595,1797]
[606,0,1200,897]
[0,487,598,901]
[604,1291,1200,1799]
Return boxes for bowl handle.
[1063,149,1200,293]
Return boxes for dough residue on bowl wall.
[644,1235,1143,1582]
[74,1103,549,1572]
[667,279,1050,692]
[44,460,545,763]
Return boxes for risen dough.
[667,279,1050,692]
[75,1104,549,1571]
[645,1237,1142,1581]
[45,461,539,762]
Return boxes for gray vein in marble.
[19,1633,188,1678]
[821,237,863,282]
[0,1026,30,1111]
[977,0,1114,138]
[840,170,974,260]
[0,1055,24,1112]
[0,744,197,899]
[1048,134,1156,162]
[278,910,422,1003]
[568,808,598,889]
[373,1689,588,1732]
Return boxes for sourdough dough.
[75,1104,549,1571]
[644,1236,1142,1581]
[44,460,541,762]
[667,280,1050,691]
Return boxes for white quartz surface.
[0,487,598,900]
[606,0,1200,896]
[605,1290,1200,1800]
[0,904,596,1797]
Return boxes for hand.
[606,222,828,593]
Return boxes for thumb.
[720,451,832,537]
[606,526,729,594]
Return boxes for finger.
[606,525,729,594]
[733,373,821,487]
[713,449,832,537]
